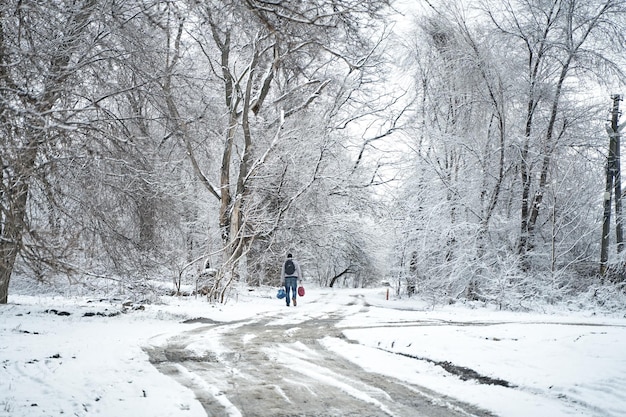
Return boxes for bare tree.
[0,0,104,303]
[484,0,626,260]
[394,0,626,305]
[146,0,395,299]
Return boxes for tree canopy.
[1,0,625,309]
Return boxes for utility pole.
[614,96,624,255]
[600,94,625,276]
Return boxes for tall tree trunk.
[0,0,97,303]
[516,0,560,258]
[219,110,236,247]
[0,152,33,304]
[519,0,610,258]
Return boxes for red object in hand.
[298,286,305,297]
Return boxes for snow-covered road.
[145,295,493,416]
[2,287,625,416]
[143,289,626,416]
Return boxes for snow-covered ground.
[1,286,625,416]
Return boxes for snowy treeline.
[393,0,626,309]
[1,0,625,309]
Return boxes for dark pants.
[284,277,298,305]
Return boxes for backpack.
[284,259,295,276]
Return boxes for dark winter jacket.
[281,258,303,285]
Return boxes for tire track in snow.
[144,296,495,417]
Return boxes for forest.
[1,0,626,310]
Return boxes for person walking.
[281,253,302,307]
